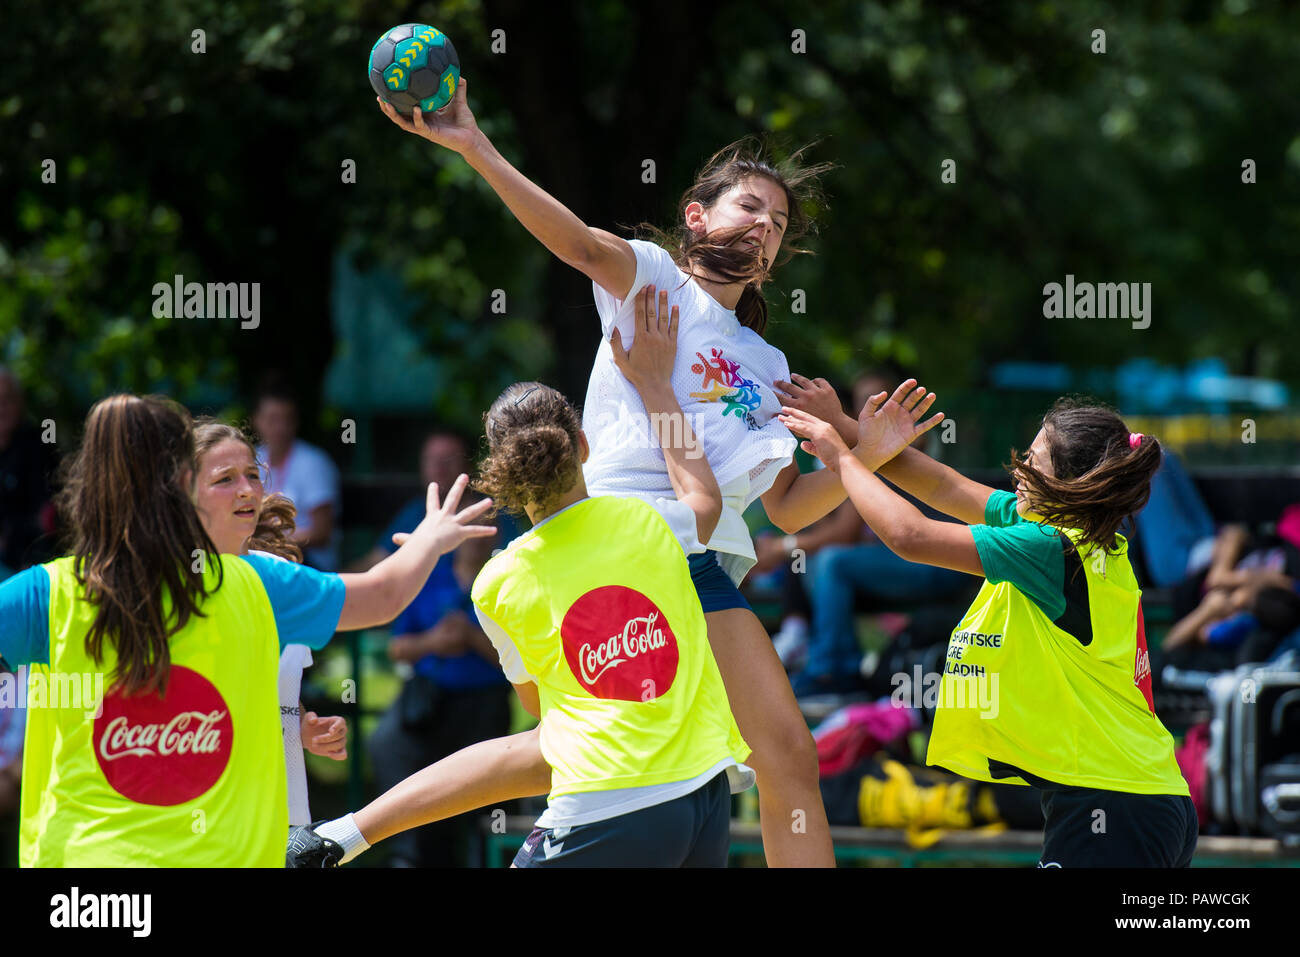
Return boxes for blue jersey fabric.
[0,555,344,668]
[381,497,506,691]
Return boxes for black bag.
[398,673,442,731]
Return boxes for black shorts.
[1038,786,1198,868]
[512,772,731,868]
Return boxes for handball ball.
[368,24,460,115]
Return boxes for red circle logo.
[561,586,679,701]
[92,665,234,806]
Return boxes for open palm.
[857,379,944,469]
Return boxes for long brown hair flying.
[639,136,833,337]
[55,395,219,696]
[1010,397,1163,554]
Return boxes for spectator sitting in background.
[0,369,57,580]
[772,369,972,698]
[1161,517,1300,666]
[366,430,512,868]
[252,383,342,571]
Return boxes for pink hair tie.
[1128,432,1144,449]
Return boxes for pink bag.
[812,701,919,777]
[1175,722,1210,828]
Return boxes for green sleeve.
[983,489,1024,527]
[970,520,1067,621]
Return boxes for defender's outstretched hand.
[777,407,853,474]
[855,379,944,470]
[610,285,680,391]
[376,75,481,154]
[410,474,496,555]
[774,374,856,445]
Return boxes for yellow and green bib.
[21,555,287,866]
[927,527,1188,796]
[472,496,748,797]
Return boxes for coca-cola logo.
[93,665,233,806]
[560,586,679,701]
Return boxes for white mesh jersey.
[278,643,312,826]
[250,549,314,826]
[582,240,797,585]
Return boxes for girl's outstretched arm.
[781,408,985,576]
[378,84,636,299]
[777,375,996,526]
[352,727,550,846]
[336,476,495,629]
[875,448,997,528]
[762,379,944,533]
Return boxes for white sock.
[779,617,808,639]
[316,812,370,865]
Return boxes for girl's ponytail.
[478,382,583,517]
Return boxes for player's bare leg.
[354,726,550,844]
[705,607,835,867]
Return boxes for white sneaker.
[771,619,809,670]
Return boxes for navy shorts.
[1038,788,1199,868]
[512,772,731,868]
[688,550,751,614]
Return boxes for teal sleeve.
[240,553,345,652]
[970,521,1066,620]
[983,489,1025,528]
[0,565,51,667]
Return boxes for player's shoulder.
[627,239,686,279]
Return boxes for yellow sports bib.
[472,496,748,797]
[21,555,288,866]
[927,530,1188,796]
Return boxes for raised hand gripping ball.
[368,24,460,115]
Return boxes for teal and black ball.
[368,24,460,115]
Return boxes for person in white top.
[252,386,342,571]
[191,421,349,826]
[361,79,951,867]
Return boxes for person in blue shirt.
[365,430,513,867]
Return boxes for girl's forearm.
[875,446,994,526]
[638,383,722,541]
[337,526,446,629]
[462,132,599,270]
[770,466,851,533]
[837,453,929,551]
[353,728,551,844]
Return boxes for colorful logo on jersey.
[689,348,763,428]
[93,666,233,806]
[560,586,679,701]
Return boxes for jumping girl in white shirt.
[373,83,862,864]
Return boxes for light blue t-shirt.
[0,554,345,669]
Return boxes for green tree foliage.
[2,0,1296,458]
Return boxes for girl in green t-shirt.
[779,389,1197,868]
